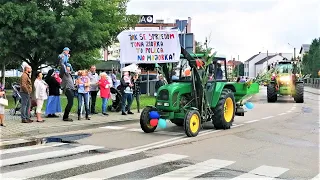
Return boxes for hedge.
[0,77,20,89]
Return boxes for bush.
[1,77,20,89]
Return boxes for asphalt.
[0,87,319,180]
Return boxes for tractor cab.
[275,61,293,74]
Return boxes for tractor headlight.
[157,102,163,106]
[296,74,300,77]
[279,76,290,82]
[164,102,169,106]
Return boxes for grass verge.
[4,90,155,113]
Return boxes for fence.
[304,78,320,89]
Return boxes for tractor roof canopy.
[276,62,293,73]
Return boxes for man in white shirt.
[88,65,99,114]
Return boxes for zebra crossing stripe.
[231,165,289,180]
[0,142,67,155]
[62,154,188,180]
[1,149,142,179]
[148,158,235,180]
[311,173,320,180]
[0,145,103,167]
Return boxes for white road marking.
[148,158,235,180]
[1,123,246,179]
[62,154,187,180]
[261,116,274,120]
[244,120,260,124]
[100,126,127,130]
[311,173,320,180]
[128,128,185,136]
[0,145,103,167]
[231,165,289,180]
[278,113,287,116]
[287,110,292,113]
[127,128,143,132]
[1,149,143,179]
[0,142,67,155]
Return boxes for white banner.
[134,27,159,30]
[117,30,181,64]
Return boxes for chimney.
[187,17,192,33]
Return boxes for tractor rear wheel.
[212,89,235,129]
[294,83,304,103]
[267,83,277,102]
[184,110,201,137]
[140,107,157,133]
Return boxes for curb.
[304,89,320,95]
[0,118,139,149]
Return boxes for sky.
[126,0,320,61]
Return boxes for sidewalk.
[0,111,140,139]
[304,86,320,95]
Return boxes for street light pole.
[288,43,295,61]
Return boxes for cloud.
[127,0,320,61]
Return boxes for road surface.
[1,87,319,180]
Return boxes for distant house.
[244,52,293,78]
[254,54,289,76]
[299,44,310,61]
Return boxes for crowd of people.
[0,47,143,127]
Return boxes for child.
[98,72,111,115]
[53,70,62,84]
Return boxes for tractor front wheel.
[212,89,235,129]
[294,83,304,103]
[140,107,157,133]
[184,110,201,137]
[267,83,277,102]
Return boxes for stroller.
[107,87,122,112]
[10,82,37,116]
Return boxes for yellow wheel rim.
[190,114,200,133]
[224,97,234,122]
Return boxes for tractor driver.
[216,63,223,80]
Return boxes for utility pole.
[294,47,296,61]
[266,50,269,71]
[237,55,240,77]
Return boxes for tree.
[195,41,206,54]
[0,0,139,79]
[233,63,244,76]
[302,38,320,77]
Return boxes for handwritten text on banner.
[117,30,181,64]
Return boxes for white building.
[254,54,290,76]
[299,44,310,61]
[99,43,120,61]
[244,52,293,78]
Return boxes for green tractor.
[140,47,260,137]
[267,61,304,103]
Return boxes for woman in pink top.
[98,72,111,116]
